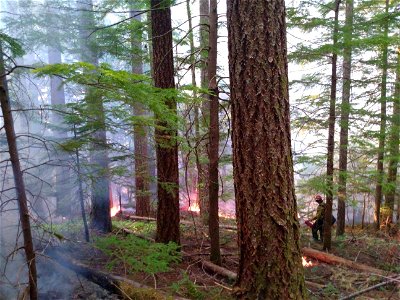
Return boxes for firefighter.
[310,194,325,241]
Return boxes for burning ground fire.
[302,256,313,267]
[110,205,120,217]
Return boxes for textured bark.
[130,10,151,217]
[323,0,341,251]
[197,0,210,223]
[376,0,390,226]
[151,0,180,244]
[0,58,38,300]
[77,0,111,233]
[227,1,306,298]
[208,0,221,265]
[385,51,400,224]
[337,0,354,236]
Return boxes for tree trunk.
[374,0,389,230]
[227,1,306,298]
[337,0,354,236]
[77,0,111,233]
[197,0,210,223]
[151,0,180,244]
[208,0,221,265]
[130,9,151,217]
[48,45,71,217]
[384,20,398,225]
[0,52,38,300]
[323,0,341,251]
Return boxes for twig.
[340,275,400,300]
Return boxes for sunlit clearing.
[302,256,313,267]
[110,205,120,217]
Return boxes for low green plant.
[322,283,339,297]
[113,220,155,237]
[171,273,204,300]
[95,234,180,275]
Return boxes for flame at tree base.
[302,256,313,267]
[110,205,121,217]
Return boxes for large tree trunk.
[130,9,151,217]
[197,0,210,223]
[0,52,38,300]
[323,0,341,251]
[385,52,400,224]
[208,0,221,265]
[77,0,111,233]
[378,0,392,225]
[337,0,354,236]
[227,1,306,298]
[151,0,180,244]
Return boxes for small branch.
[340,275,400,300]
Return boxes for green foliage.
[113,220,156,237]
[95,234,181,275]
[322,283,339,297]
[171,273,205,300]
[0,32,25,58]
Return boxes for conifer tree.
[151,0,180,244]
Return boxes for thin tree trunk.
[46,0,70,217]
[0,53,38,300]
[197,0,210,223]
[337,0,354,236]
[384,26,399,225]
[323,0,341,251]
[77,0,111,233]
[74,126,90,242]
[361,194,366,229]
[208,0,221,265]
[130,9,151,217]
[227,0,306,298]
[374,0,389,230]
[185,0,200,211]
[151,0,180,244]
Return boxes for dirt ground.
[52,212,400,300]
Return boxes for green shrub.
[95,234,181,275]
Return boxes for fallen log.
[201,260,324,290]
[202,260,237,280]
[46,248,189,300]
[302,247,391,276]
[128,215,157,222]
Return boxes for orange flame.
[302,256,313,267]
[188,202,200,212]
[110,205,120,217]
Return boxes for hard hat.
[315,194,323,202]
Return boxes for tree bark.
[197,0,210,223]
[323,0,341,251]
[337,0,354,236]
[374,0,389,229]
[151,0,180,244]
[227,1,306,298]
[77,0,111,233]
[208,0,221,265]
[130,9,151,217]
[0,54,38,300]
[383,12,398,225]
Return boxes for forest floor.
[50,212,400,300]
